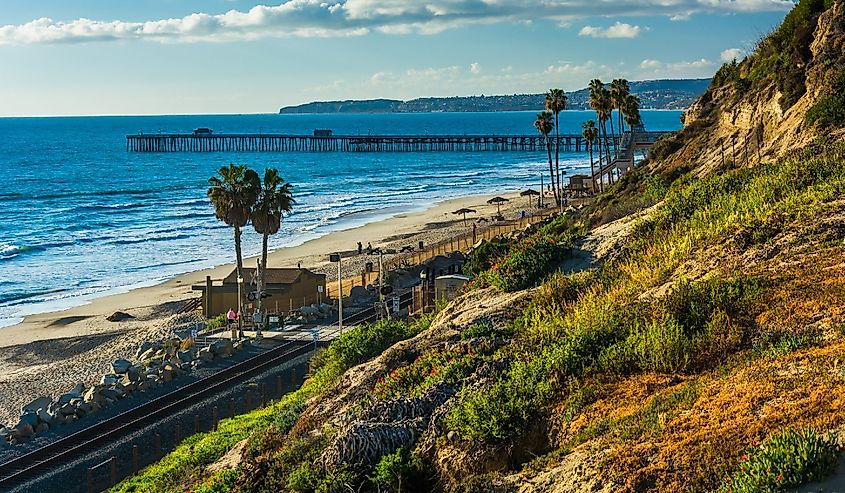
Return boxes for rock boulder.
[21,396,52,414]
[106,311,134,322]
[112,358,132,374]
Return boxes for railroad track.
[0,291,413,491]
[0,338,314,491]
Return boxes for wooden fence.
[325,211,553,299]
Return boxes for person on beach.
[357,241,363,254]
[366,242,373,253]
[226,308,236,329]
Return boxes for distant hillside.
[279,78,710,114]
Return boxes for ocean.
[0,110,682,328]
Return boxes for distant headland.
[279,78,709,114]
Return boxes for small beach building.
[193,267,327,317]
[434,274,471,302]
[568,174,590,192]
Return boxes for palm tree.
[251,168,294,320]
[582,120,599,193]
[208,164,260,338]
[533,112,558,206]
[610,79,630,145]
[545,88,568,204]
[623,95,642,165]
[590,85,614,185]
[624,94,642,128]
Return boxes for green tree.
[624,94,642,165]
[534,112,558,206]
[589,81,614,185]
[251,168,294,319]
[610,78,630,149]
[545,88,568,204]
[582,120,600,193]
[208,163,260,338]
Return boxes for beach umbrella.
[487,196,509,216]
[452,208,476,226]
[520,189,541,208]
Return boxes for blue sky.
[0,1,793,116]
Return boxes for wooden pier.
[125,133,615,153]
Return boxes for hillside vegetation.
[278,79,710,114]
[117,2,845,492]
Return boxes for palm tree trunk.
[588,145,596,194]
[618,110,625,141]
[554,113,561,205]
[258,232,269,316]
[596,135,604,193]
[546,138,558,206]
[234,225,244,340]
[603,121,613,186]
[609,115,617,158]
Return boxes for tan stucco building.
[193,267,327,317]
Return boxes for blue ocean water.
[0,110,681,327]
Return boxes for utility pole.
[330,253,343,333]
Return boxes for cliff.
[649,0,845,177]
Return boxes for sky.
[0,0,794,116]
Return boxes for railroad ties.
[125,133,606,153]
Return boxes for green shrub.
[446,358,554,441]
[373,351,475,399]
[617,382,700,441]
[464,237,510,277]
[311,319,420,382]
[370,448,431,492]
[205,314,227,331]
[641,174,669,204]
[754,330,818,357]
[190,468,239,493]
[648,134,683,162]
[807,70,845,129]
[718,428,839,493]
[286,463,320,492]
[562,383,598,422]
[482,234,570,292]
[629,315,693,373]
[461,318,514,339]
[315,466,357,493]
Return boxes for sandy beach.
[0,189,543,425]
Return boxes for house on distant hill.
[193,267,327,317]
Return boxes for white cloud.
[638,57,716,77]
[0,0,794,45]
[720,47,743,62]
[309,57,720,102]
[579,22,644,39]
[470,62,482,75]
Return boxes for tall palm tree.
[591,86,613,184]
[624,94,642,128]
[251,168,294,319]
[208,164,260,338]
[545,88,568,204]
[623,94,642,165]
[582,120,599,193]
[533,112,558,206]
[610,79,630,144]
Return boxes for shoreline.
[0,189,536,348]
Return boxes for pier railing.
[126,133,615,153]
